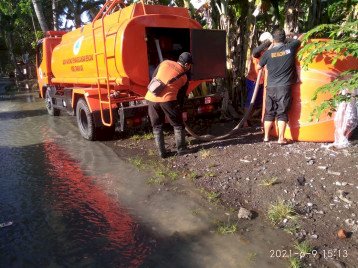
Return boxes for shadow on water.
[0,142,153,267]
[141,229,234,268]
[0,141,267,268]
[0,109,46,121]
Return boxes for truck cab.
[36,31,66,98]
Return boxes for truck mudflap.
[183,94,222,119]
[92,109,117,128]
[117,103,149,132]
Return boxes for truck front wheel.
[45,89,60,116]
[76,98,96,141]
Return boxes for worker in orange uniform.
[243,32,273,127]
[145,52,193,158]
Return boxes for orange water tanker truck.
[36,1,226,140]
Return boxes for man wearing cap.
[145,52,193,158]
[258,28,304,144]
[243,32,272,127]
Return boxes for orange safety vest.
[145,60,187,102]
[247,55,265,84]
[246,49,266,85]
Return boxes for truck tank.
[38,2,226,141]
[50,4,204,97]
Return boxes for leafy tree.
[57,0,105,28]
[0,0,43,75]
[298,19,358,119]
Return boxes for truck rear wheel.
[76,98,96,141]
[45,89,60,116]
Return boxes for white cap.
[259,32,273,42]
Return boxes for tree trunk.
[244,1,258,77]
[30,11,38,41]
[269,0,281,26]
[233,1,256,109]
[4,31,23,81]
[52,0,57,30]
[183,0,190,10]
[284,0,300,33]
[32,0,49,32]
[74,0,82,28]
[307,0,323,29]
[212,1,239,119]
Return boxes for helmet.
[259,32,273,42]
[178,52,193,64]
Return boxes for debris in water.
[237,207,253,220]
[297,176,306,186]
[0,221,13,228]
[328,170,341,176]
[337,229,348,239]
[337,190,353,205]
[318,166,328,170]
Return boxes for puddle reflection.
[42,138,152,266]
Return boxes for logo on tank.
[73,36,84,55]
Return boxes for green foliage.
[298,20,358,119]
[31,31,44,48]
[206,191,220,203]
[57,0,105,28]
[294,241,312,256]
[289,257,301,268]
[142,161,180,185]
[259,176,279,186]
[130,132,154,141]
[267,200,297,225]
[200,149,212,159]
[298,21,358,67]
[309,70,357,120]
[188,171,198,181]
[216,221,237,234]
[246,252,257,263]
[129,156,144,168]
[328,0,358,23]
[0,0,37,72]
[283,223,300,235]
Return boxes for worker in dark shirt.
[145,52,192,158]
[258,29,304,144]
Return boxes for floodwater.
[0,83,290,267]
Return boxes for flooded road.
[0,87,290,267]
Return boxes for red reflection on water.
[42,139,151,267]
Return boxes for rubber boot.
[174,127,189,155]
[153,130,167,158]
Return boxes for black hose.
[185,69,263,141]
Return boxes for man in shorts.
[258,29,304,144]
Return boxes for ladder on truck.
[91,0,124,126]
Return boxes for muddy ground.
[10,79,357,267]
[108,120,358,268]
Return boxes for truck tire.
[45,89,60,116]
[76,98,96,141]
